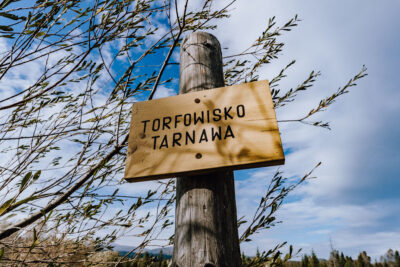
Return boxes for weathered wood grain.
[172,32,242,267]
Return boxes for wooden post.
[172,32,242,267]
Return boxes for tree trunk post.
[172,32,242,267]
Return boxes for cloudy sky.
[201,0,400,259]
[116,0,400,259]
[1,0,398,261]
[74,0,400,260]
[145,0,400,259]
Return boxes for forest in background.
[1,231,399,267]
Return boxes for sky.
[114,0,400,259]
[145,0,400,259]
[200,0,400,259]
[0,0,399,261]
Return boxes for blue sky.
[139,0,400,259]
[0,0,398,260]
[201,0,400,259]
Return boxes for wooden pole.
[172,32,242,267]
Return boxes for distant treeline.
[116,251,170,267]
[115,250,170,267]
[280,249,400,267]
[1,231,398,267]
[116,248,400,267]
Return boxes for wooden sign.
[124,80,284,182]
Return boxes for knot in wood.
[203,41,213,49]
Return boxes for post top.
[182,31,220,47]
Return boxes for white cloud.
[152,85,177,99]
[210,0,400,259]
[1,0,399,259]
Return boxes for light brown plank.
[125,79,284,182]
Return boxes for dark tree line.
[295,249,400,267]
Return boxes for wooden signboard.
[124,80,284,182]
